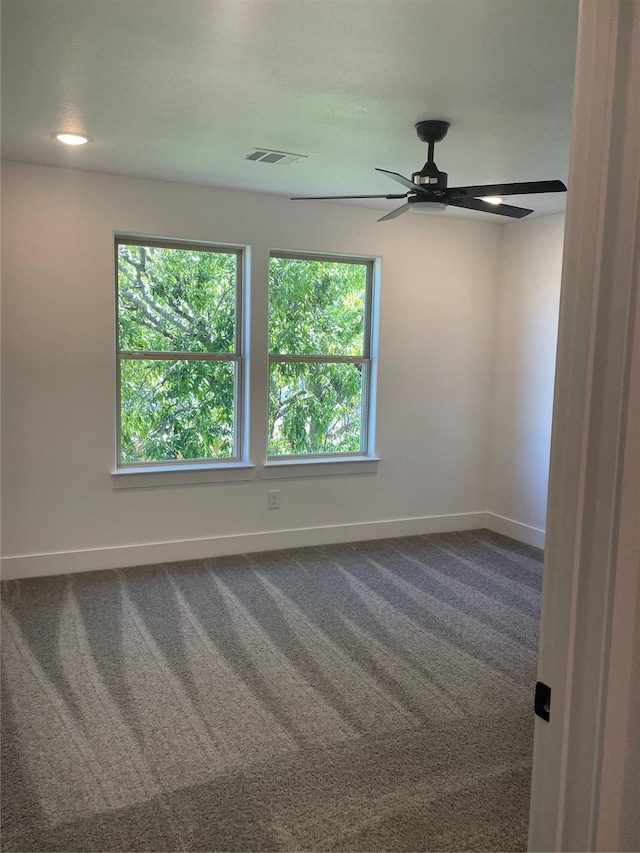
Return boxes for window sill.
[262,456,380,479]
[111,456,380,489]
[111,462,256,489]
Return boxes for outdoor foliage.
[268,256,368,455]
[117,245,370,463]
[117,244,237,462]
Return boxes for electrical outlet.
[268,489,281,510]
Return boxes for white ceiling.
[1,0,579,220]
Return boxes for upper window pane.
[269,256,367,356]
[117,243,237,353]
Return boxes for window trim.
[111,462,256,489]
[114,235,246,470]
[267,250,376,460]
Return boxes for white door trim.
[528,1,640,850]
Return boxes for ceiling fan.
[292,120,567,221]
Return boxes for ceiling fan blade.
[291,193,407,200]
[377,203,412,222]
[375,168,435,195]
[448,179,567,198]
[449,197,533,218]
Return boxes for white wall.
[1,161,503,578]
[487,214,565,547]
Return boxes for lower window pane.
[120,359,235,462]
[268,361,364,455]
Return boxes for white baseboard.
[484,512,545,549]
[1,512,486,580]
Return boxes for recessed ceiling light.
[55,132,91,146]
[480,196,503,205]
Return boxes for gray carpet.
[1,529,543,852]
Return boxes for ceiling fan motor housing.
[412,165,448,189]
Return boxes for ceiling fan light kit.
[292,119,567,221]
[409,200,448,214]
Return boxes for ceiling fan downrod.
[413,120,450,188]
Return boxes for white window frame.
[114,235,249,476]
[266,250,378,464]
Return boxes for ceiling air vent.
[243,148,307,166]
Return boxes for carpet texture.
[1,529,543,852]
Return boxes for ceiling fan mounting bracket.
[415,120,450,145]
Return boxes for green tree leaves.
[120,360,235,462]
[117,243,239,463]
[117,245,372,464]
[269,257,366,356]
[268,256,369,456]
[118,244,236,353]
[268,362,364,455]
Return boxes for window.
[268,252,374,458]
[114,240,378,480]
[116,238,243,467]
